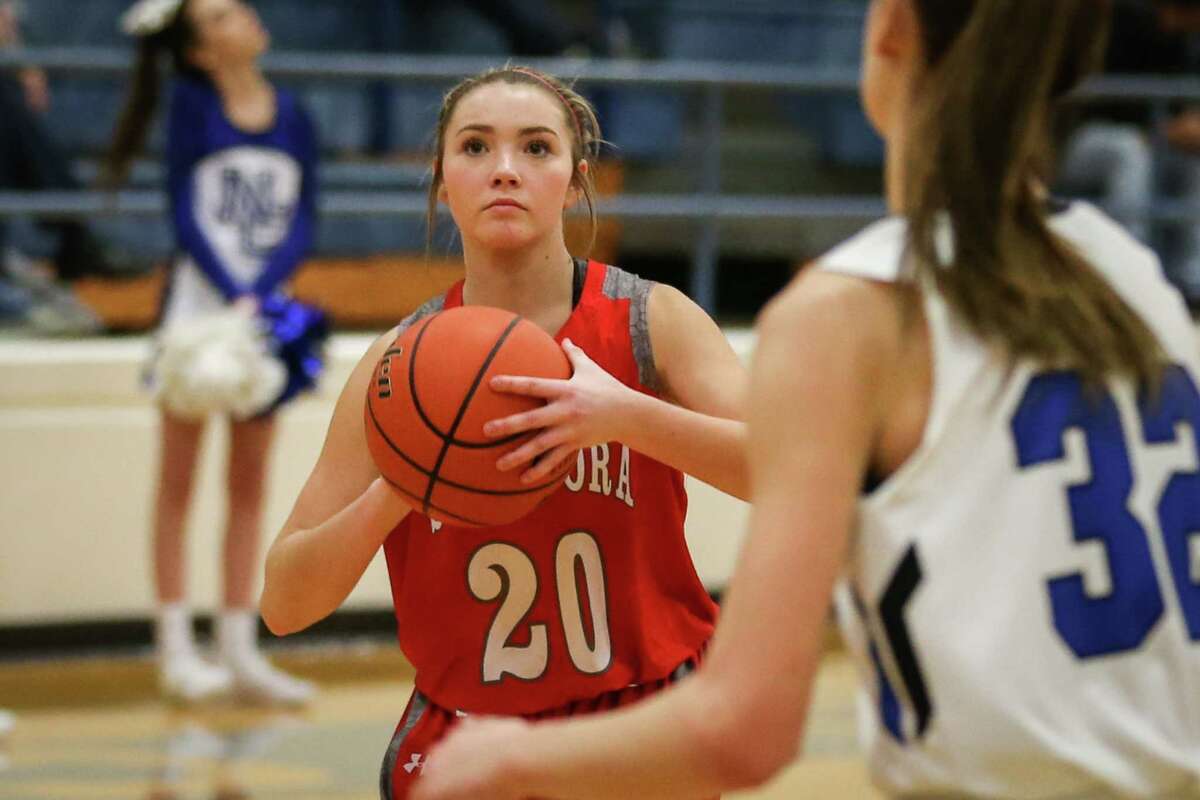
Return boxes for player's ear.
[563,160,588,209]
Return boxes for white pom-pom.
[120,0,185,37]
[149,307,287,421]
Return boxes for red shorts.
[380,658,707,799]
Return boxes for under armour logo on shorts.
[403,753,426,774]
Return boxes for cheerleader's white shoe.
[217,609,316,708]
[159,653,233,704]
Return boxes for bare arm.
[260,330,413,635]
[414,271,901,800]
[627,282,749,497]
[484,283,751,499]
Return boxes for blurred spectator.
[1058,0,1200,302]
[0,0,141,334]
[0,0,140,283]
[0,1,46,112]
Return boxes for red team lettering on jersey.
[382,261,718,716]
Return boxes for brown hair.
[103,0,205,188]
[905,0,1164,389]
[425,66,603,254]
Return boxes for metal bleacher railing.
[0,48,1198,314]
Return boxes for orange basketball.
[364,305,574,527]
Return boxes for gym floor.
[0,644,879,799]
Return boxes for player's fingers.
[490,374,566,398]
[483,405,561,437]
[521,444,577,484]
[561,337,594,369]
[497,430,565,472]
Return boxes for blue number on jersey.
[1011,367,1200,659]
[1141,365,1200,640]
[853,549,933,744]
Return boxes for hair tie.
[120,0,184,37]
[511,68,587,155]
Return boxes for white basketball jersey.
[820,202,1200,798]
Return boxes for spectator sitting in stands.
[0,0,141,284]
[1058,0,1200,305]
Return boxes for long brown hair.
[905,0,1164,389]
[425,66,603,254]
[103,1,205,188]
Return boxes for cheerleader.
[106,0,322,705]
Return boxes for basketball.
[363,305,575,527]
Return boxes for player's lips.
[485,198,526,211]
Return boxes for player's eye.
[463,138,487,155]
[526,139,551,157]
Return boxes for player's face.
[186,0,270,70]
[860,0,920,139]
[439,82,581,254]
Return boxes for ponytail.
[102,0,199,188]
[905,0,1164,390]
[103,37,163,187]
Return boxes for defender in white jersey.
[825,202,1200,797]
[411,1,1200,799]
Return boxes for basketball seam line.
[408,315,529,450]
[367,395,566,497]
[378,475,492,527]
[424,315,524,514]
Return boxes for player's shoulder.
[817,216,911,283]
[353,294,449,374]
[1050,200,1161,273]
[589,261,703,325]
[398,294,449,332]
[760,265,912,365]
[592,261,655,301]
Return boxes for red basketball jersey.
[382,260,718,715]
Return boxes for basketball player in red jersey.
[260,66,747,798]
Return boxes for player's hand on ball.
[486,338,633,483]
[413,717,532,800]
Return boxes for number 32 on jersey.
[468,531,612,683]
[1013,365,1200,658]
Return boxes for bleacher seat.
[253,0,380,154]
[14,0,882,267]
[379,3,508,153]
[615,0,880,167]
[23,0,128,47]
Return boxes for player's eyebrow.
[455,124,560,138]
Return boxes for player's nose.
[490,149,520,186]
